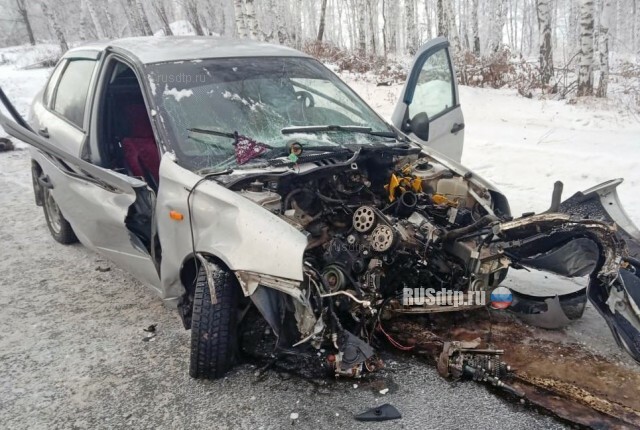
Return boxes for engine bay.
[225,146,639,381]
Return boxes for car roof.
[65,36,311,65]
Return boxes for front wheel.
[189,261,240,379]
[43,187,78,244]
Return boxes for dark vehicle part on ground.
[437,341,524,398]
[354,403,402,422]
[388,315,640,429]
[0,137,14,151]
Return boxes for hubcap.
[44,191,62,234]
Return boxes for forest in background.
[1,0,639,101]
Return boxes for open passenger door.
[391,37,465,162]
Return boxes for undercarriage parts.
[437,341,523,397]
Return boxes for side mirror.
[408,112,429,141]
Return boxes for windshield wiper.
[281,125,397,138]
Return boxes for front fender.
[157,155,307,303]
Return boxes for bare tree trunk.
[83,0,106,39]
[383,0,397,53]
[367,0,378,55]
[41,2,68,53]
[16,0,36,45]
[577,0,595,96]
[184,0,205,35]
[104,2,117,38]
[596,0,612,97]
[537,0,554,85]
[513,0,516,51]
[635,0,640,62]
[234,0,248,38]
[358,0,367,55]
[436,0,447,36]
[489,0,507,51]
[471,0,480,53]
[123,0,141,35]
[317,0,329,41]
[276,0,290,44]
[153,1,173,36]
[244,0,261,40]
[136,0,153,35]
[443,0,460,51]
[424,0,433,40]
[405,0,417,53]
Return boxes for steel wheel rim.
[44,191,62,234]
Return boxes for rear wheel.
[189,261,240,379]
[43,187,78,244]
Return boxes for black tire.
[42,187,78,245]
[189,262,240,379]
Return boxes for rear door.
[391,37,465,162]
[0,56,161,291]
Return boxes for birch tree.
[135,0,153,35]
[317,0,328,41]
[83,0,106,39]
[444,0,460,51]
[596,0,612,97]
[472,0,480,53]
[367,0,378,55]
[183,0,205,36]
[405,0,417,53]
[489,0,508,52]
[152,1,174,36]
[537,0,554,85]
[577,0,595,96]
[383,0,397,53]
[234,0,248,38]
[357,0,367,55]
[436,0,447,37]
[16,0,36,45]
[41,2,68,53]
[245,0,262,40]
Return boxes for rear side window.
[52,59,96,128]
[43,60,66,106]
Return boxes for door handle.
[38,127,49,138]
[450,123,465,134]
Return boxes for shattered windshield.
[146,57,393,171]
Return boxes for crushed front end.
[222,145,640,375]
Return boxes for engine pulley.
[370,224,395,252]
[353,206,377,233]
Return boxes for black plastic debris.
[355,404,401,422]
[0,137,14,151]
[143,324,157,333]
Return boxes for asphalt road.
[0,148,569,429]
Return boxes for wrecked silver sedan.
[1,36,639,380]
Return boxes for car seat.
[121,104,160,188]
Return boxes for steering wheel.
[295,91,315,108]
